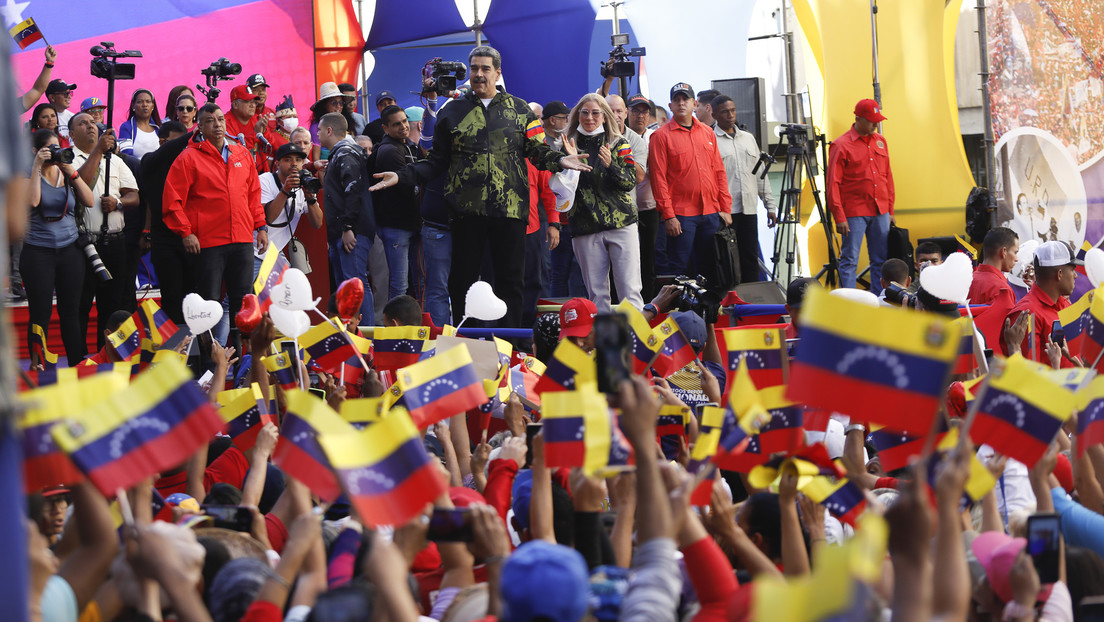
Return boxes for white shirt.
[256,171,309,256]
[628,127,655,211]
[977,444,1035,521]
[714,123,776,215]
[72,145,138,234]
[131,127,159,159]
[56,109,73,138]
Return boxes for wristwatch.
[643,303,659,316]
[549,222,562,231]
[255,225,268,233]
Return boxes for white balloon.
[1085,248,1104,288]
[182,293,222,335]
[465,280,507,321]
[829,288,880,307]
[919,252,973,305]
[269,304,310,338]
[272,268,321,311]
[1009,239,1039,288]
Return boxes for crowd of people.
[12,41,1104,622]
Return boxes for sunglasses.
[177,105,196,112]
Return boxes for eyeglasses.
[579,110,602,117]
[177,105,196,112]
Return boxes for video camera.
[90,42,141,81]
[670,275,723,324]
[883,282,919,309]
[601,33,645,79]
[197,57,242,103]
[422,58,467,97]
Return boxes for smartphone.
[427,507,474,542]
[308,387,327,400]
[1026,513,1062,584]
[279,340,300,382]
[524,423,542,469]
[1051,320,1066,347]
[201,504,253,532]
[594,313,632,394]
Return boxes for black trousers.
[150,238,197,326]
[522,221,549,329]
[78,234,129,354]
[449,216,527,329]
[730,212,762,283]
[638,209,659,300]
[196,243,253,335]
[21,242,86,366]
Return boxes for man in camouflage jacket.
[372,46,591,329]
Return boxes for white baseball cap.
[1033,240,1080,268]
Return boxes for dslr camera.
[882,282,919,309]
[423,58,467,97]
[201,57,242,80]
[299,170,322,194]
[670,275,723,324]
[48,144,74,165]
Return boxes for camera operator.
[21,129,95,367]
[70,112,139,353]
[877,258,913,307]
[257,143,322,275]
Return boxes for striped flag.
[1082,287,1104,371]
[1059,288,1094,343]
[9,18,43,50]
[272,391,347,502]
[616,301,663,374]
[300,319,357,372]
[534,338,596,394]
[542,386,616,476]
[952,317,979,375]
[718,325,788,397]
[651,317,697,378]
[262,352,298,391]
[253,243,290,312]
[394,345,487,429]
[1076,375,1104,458]
[688,405,726,505]
[657,404,690,460]
[29,324,57,370]
[138,299,179,346]
[339,398,384,430]
[216,383,275,451]
[372,325,432,371]
[802,474,867,527]
[525,118,546,142]
[107,316,143,361]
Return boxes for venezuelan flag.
[787,287,959,436]
[49,359,222,496]
[719,325,788,395]
[505,365,541,416]
[525,119,546,142]
[272,391,347,501]
[747,443,846,490]
[651,317,697,378]
[615,141,634,166]
[657,404,690,460]
[29,323,57,369]
[867,425,936,473]
[757,386,803,455]
[714,359,772,472]
[253,243,290,311]
[9,17,42,50]
[372,325,432,371]
[952,316,978,375]
[533,338,596,394]
[318,408,447,527]
[217,383,275,451]
[954,236,978,262]
[262,352,298,390]
[1059,288,1094,344]
[688,405,725,505]
[107,316,142,361]
[542,386,614,476]
[395,345,486,429]
[1076,375,1104,458]
[802,474,867,527]
[615,300,663,374]
[925,429,996,507]
[339,398,384,430]
[300,319,357,372]
[18,371,129,492]
[969,354,1076,467]
[138,299,179,346]
[1082,289,1104,371]
[515,352,547,377]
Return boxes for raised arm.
[21,46,55,112]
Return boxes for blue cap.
[501,541,589,622]
[511,469,533,530]
[669,310,707,354]
[80,97,105,112]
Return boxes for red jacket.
[826,126,894,222]
[162,138,265,248]
[225,109,287,173]
[647,118,732,221]
[526,161,559,235]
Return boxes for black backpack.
[887,224,915,278]
[712,226,742,291]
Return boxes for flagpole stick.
[310,307,371,371]
[294,338,306,391]
[339,362,345,388]
[1092,347,1104,372]
[1030,315,1037,362]
[964,302,989,376]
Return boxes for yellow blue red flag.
[9,17,42,50]
[651,317,697,378]
[718,325,788,396]
[542,386,617,476]
[138,299,179,346]
[273,390,349,501]
[339,398,384,430]
[253,242,290,311]
[534,338,596,394]
[107,316,142,361]
[217,383,275,451]
[300,319,357,372]
[395,345,487,428]
[29,323,57,369]
[616,300,663,374]
[372,325,432,371]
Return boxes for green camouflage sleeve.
[522,110,565,173]
[603,137,637,192]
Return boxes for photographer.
[257,143,322,275]
[22,129,95,367]
[70,112,139,353]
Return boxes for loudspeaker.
[732,281,786,305]
[711,77,768,153]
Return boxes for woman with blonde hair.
[556,92,642,310]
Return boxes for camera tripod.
[765,125,840,288]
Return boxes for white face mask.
[282,117,298,132]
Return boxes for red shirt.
[225,109,287,174]
[1001,284,1072,366]
[154,445,249,497]
[969,264,1015,307]
[647,118,733,221]
[162,138,266,248]
[826,126,894,222]
[526,161,559,235]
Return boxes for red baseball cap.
[559,298,597,339]
[854,98,887,123]
[230,85,258,102]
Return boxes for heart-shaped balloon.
[182,293,222,334]
[235,294,262,334]
[1085,248,1104,288]
[465,280,507,321]
[268,304,310,338]
[272,268,321,311]
[919,252,973,304]
[1009,239,1040,288]
[336,278,365,318]
[829,287,880,307]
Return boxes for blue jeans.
[420,224,452,327]
[839,212,891,289]
[329,234,375,325]
[378,226,419,300]
[665,213,722,279]
[550,224,586,298]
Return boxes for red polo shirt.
[969,264,1015,307]
[647,118,732,221]
[826,126,894,223]
[527,161,559,235]
[1001,284,1072,366]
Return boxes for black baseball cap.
[543,100,569,118]
[670,82,694,100]
[628,94,652,111]
[46,79,76,95]
[246,74,269,89]
[786,277,820,309]
[375,90,396,105]
[274,143,307,161]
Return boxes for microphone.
[235,133,247,145]
[256,132,271,151]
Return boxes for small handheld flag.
[1076,375,1104,458]
[300,319,357,372]
[138,299,179,346]
[262,352,298,391]
[372,325,432,371]
[651,317,697,378]
[533,338,596,394]
[718,325,788,397]
[394,345,487,428]
[616,301,664,374]
[9,18,43,50]
[29,323,57,369]
[107,316,143,361]
[542,386,618,476]
[273,390,348,502]
[254,243,290,311]
[217,383,276,451]
[339,398,385,430]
